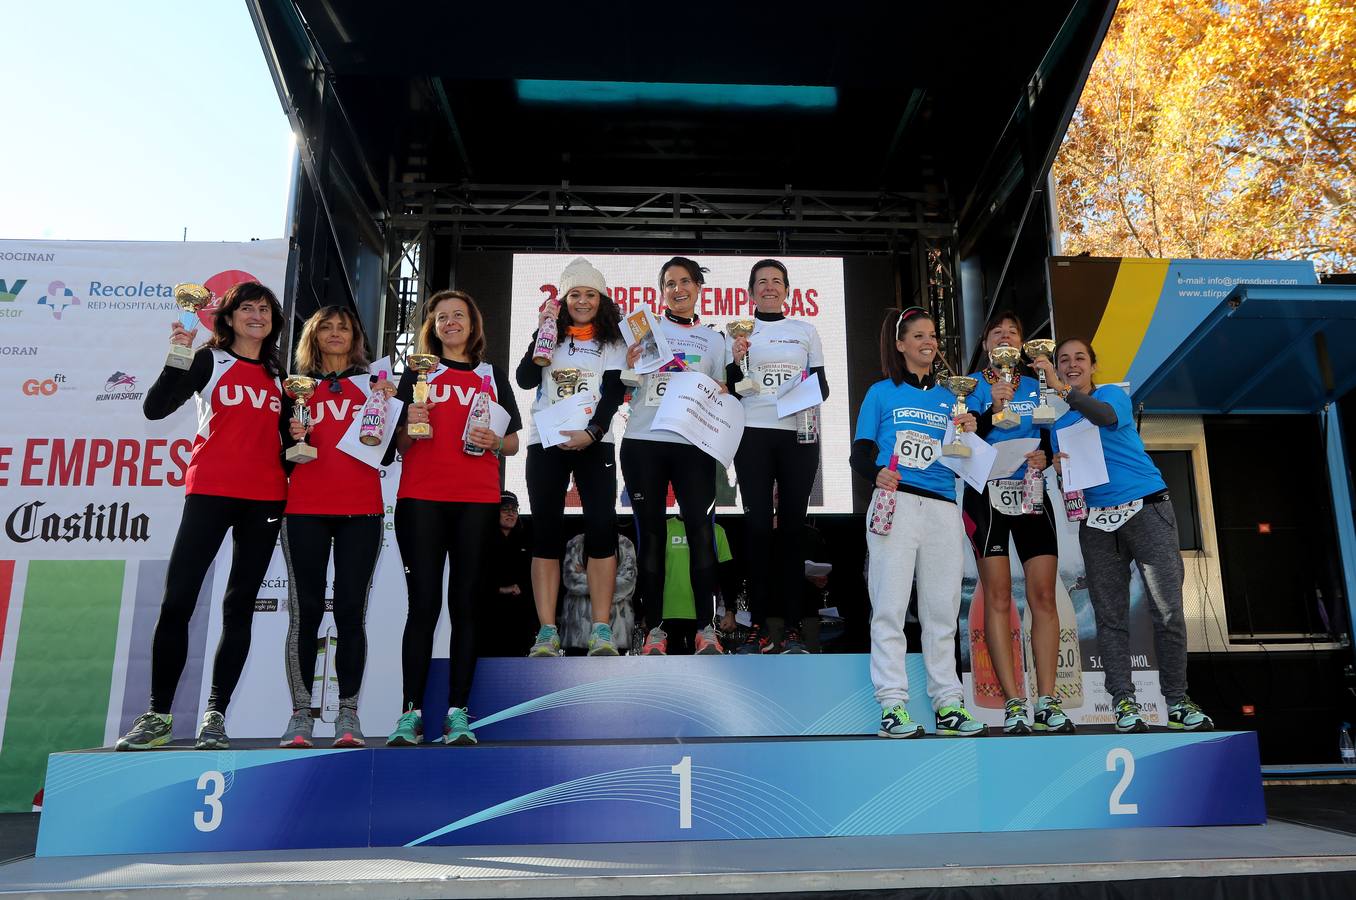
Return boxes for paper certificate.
[652,371,746,467]
[622,309,673,376]
[533,391,596,448]
[1056,419,1110,491]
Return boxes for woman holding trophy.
[515,258,628,658]
[621,257,732,656]
[729,259,829,654]
[384,289,522,746]
[850,307,983,738]
[964,310,1066,735]
[1043,338,1213,734]
[277,306,395,749]
[116,282,290,751]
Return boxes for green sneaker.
[529,625,563,657]
[878,703,924,738]
[439,707,477,745]
[1114,697,1149,733]
[386,704,423,746]
[587,622,619,656]
[1167,697,1214,732]
[115,712,173,751]
[1002,697,1032,735]
[1034,695,1076,733]
[936,703,985,737]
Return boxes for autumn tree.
[1053,0,1355,272]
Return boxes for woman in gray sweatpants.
[1040,338,1213,734]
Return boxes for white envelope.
[776,374,824,418]
[1056,418,1110,491]
[533,391,597,448]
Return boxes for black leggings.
[280,514,383,708]
[394,498,496,710]
[734,427,819,626]
[526,441,618,559]
[620,439,718,628]
[150,493,284,714]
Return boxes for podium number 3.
[670,756,692,829]
[1106,749,1138,815]
[194,770,225,832]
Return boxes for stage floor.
[2,820,1355,898]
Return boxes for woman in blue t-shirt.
[1040,338,1213,734]
[850,307,983,739]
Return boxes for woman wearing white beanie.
[515,257,629,657]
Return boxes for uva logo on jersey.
[217,384,282,413]
[308,398,358,424]
[428,383,485,406]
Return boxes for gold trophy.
[1023,339,1058,424]
[940,375,978,458]
[405,354,439,439]
[552,367,583,400]
[283,376,319,464]
[166,283,212,370]
[989,345,1024,431]
[724,320,758,395]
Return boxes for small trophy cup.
[406,354,439,439]
[166,283,212,370]
[283,375,318,464]
[1023,339,1058,424]
[989,345,1023,431]
[724,320,758,395]
[940,375,978,458]
[552,367,583,400]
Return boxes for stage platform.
[3,821,1356,898]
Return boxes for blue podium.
[36,656,1265,857]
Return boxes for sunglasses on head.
[895,306,930,340]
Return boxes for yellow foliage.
[1053,0,1356,272]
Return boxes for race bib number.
[551,373,596,404]
[987,479,1026,516]
[644,373,672,407]
[757,363,801,393]
[894,429,940,470]
[1086,500,1143,532]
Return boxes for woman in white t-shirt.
[516,258,628,657]
[730,259,828,653]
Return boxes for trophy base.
[285,444,318,464]
[620,370,642,387]
[733,378,758,396]
[407,424,432,440]
[1031,408,1058,425]
[165,347,194,370]
[991,411,1021,430]
[942,443,972,459]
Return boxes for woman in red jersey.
[278,306,395,749]
[385,289,522,747]
[116,282,290,752]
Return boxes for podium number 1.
[1106,749,1138,815]
[194,770,225,832]
[670,756,692,829]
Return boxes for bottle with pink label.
[532,298,561,365]
[358,370,388,447]
[868,454,899,536]
[462,375,494,456]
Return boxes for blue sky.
[1,2,294,243]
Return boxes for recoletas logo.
[5,500,150,544]
[38,281,81,319]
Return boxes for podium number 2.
[670,756,692,829]
[1106,749,1138,815]
[194,770,225,832]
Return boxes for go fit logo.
[21,374,66,396]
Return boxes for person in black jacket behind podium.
[476,491,536,657]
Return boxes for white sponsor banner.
[506,254,852,514]
[0,239,289,560]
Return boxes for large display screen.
[504,253,853,514]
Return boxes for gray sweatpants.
[1078,500,1188,706]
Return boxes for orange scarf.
[566,324,595,342]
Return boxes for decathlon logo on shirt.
[892,407,949,430]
